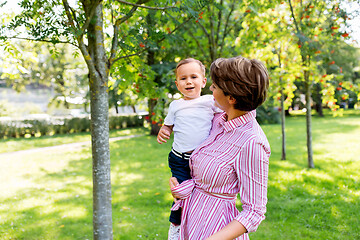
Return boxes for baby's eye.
[191,75,198,79]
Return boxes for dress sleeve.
[233,139,270,232]
[164,101,175,126]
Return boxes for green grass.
[0,127,148,154]
[0,111,359,239]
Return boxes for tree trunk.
[145,13,161,135]
[148,98,161,135]
[88,4,113,239]
[277,51,286,161]
[314,83,324,117]
[280,78,286,160]
[304,72,314,168]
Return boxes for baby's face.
[175,62,207,100]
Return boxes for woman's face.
[210,83,230,111]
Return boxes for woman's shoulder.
[235,120,270,151]
[213,112,225,123]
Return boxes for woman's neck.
[226,108,248,121]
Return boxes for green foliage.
[0,114,145,139]
[8,0,72,43]
[256,105,281,124]
[0,40,88,109]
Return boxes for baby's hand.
[169,177,179,189]
[157,125,172,144]
[169,177,180,201]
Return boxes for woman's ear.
[228,95,237,105]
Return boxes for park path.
[0,134,145,158]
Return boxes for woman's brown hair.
[210,56,269,111]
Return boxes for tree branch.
[159,12,194,42]
[5,36,78,47]
[109,0,149,67]
[215,0,224,44]
[196,20,210,39]
[115,0,175,10]
[111,13,194,66]
[288,0,301,33]
[208,3,216,60]
[69,6,81,29]
[80,0,103,35]
[62,0,97,77]
[219,0,236,56]
[112,48,147,63]
[62,0,81,36]
[183,24,207,58]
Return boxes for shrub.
[256,105,281,124]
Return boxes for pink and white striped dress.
[171,110,270,240]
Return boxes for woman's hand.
[169,177,180,201]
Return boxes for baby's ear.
[202,77,207,88]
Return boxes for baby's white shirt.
[164,95,222,153]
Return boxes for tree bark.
[314,83,324,117]
[277,50,286,160]
[304,70,314,168]
[87,4,113,239]
[280,77,286,160]
[146,12,161,136]
[148,98,161,135]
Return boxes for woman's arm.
[208,140,269,239]
[234,140,270,232]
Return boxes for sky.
[1,0,360,47]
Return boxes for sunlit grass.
[0,127,148,153]
[255,109,360,240]
[0,110,359,239]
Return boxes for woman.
[170,56,271,240]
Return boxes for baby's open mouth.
[185,87,195,90]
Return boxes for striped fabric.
[170,110,270,240]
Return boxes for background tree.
[0,40,88,110]
[1,0,205,238]
[233,0,299,160]
[285,0,356,168]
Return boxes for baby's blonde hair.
[175,58,206,77]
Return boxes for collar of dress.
[220,110,256,132]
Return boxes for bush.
[0,114,145,139]
[256,105,281,124]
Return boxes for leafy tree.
[0,40,88,110]
[318,40,360,111]
[175,0,250,66]
[1,0,205,238]
[233,1,299,160]
[286,0,357,168]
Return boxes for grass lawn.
[0,127,148,154]
[0,110,359,239]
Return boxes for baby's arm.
[157,124,173,144]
